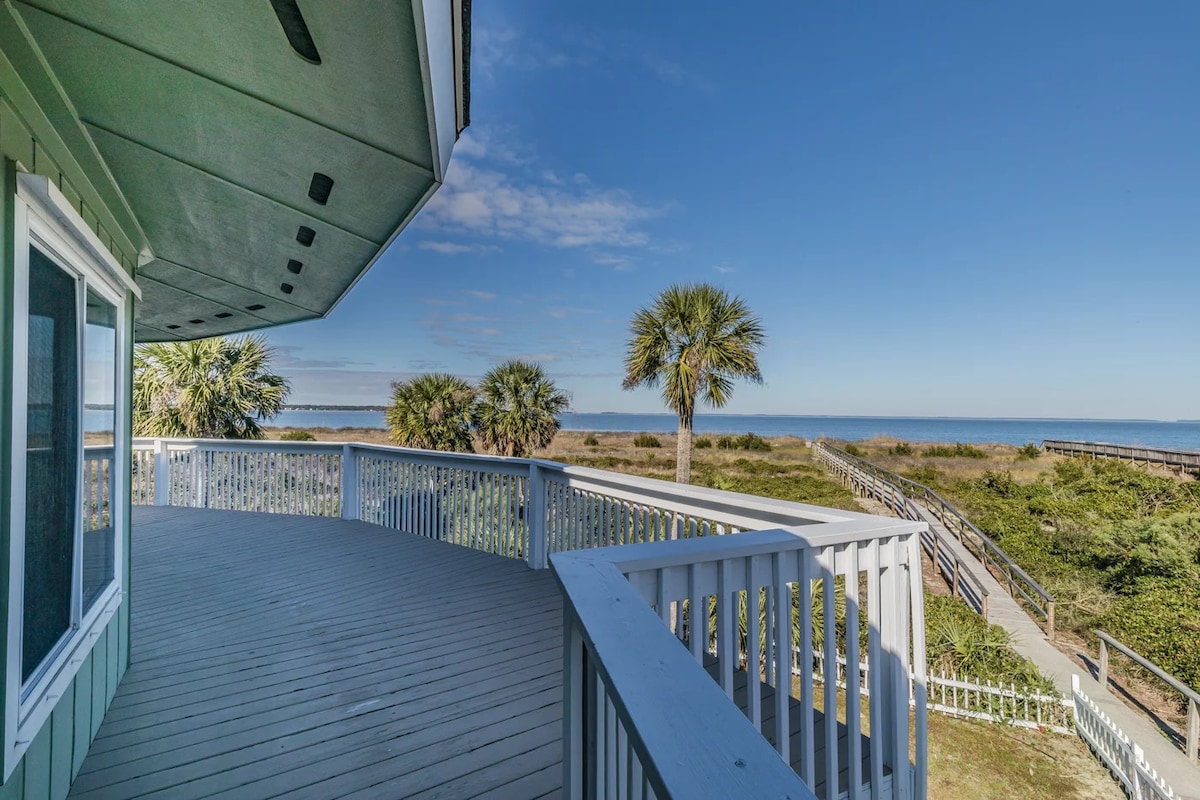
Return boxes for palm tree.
[474,360,570,457]
[623,283,765,483]
[386,373,477,452]
[133,336,290,439]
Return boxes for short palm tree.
[386,373,477,452]
[133,335,290,439]
[623,283,765,483]
[474,360,570,457]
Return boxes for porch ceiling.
[9,0,467,341]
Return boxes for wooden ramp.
[68,507,564,800]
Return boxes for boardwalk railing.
[128,438,930,799]
[814,443,990,617]
[1097,631,1200,765]
[808,654,1074,735]
[1073,675,1178,800]
[1044,440,1200,473]
[814,442,1056,640]
[555,520,928,800]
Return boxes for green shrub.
[694,437,713,449]
[279,430,316,441]
[890,442,914,456]
[633,433,662,448]
[717,436,737,450]
[922,442,987,459]
[583,434,599,446]
[1017,442,1041,460]
[734,432,771,451]
[843,443,864,457]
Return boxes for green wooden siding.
[1,24,135,798]
[0,613,127,800]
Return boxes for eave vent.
[246,304,266,311]
[297,226,315,246]
[269,0,321,64]
[166,324,181,330]
[287,260,303,275]
[280,283,295,295]
[308,173,334,205]
[214,312,233,319]
[189,319,205,325]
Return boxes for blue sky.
[264,2,1200,419]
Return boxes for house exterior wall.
[0,48,135,800]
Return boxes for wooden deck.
[68,507,563,800]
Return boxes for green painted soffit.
[6,0,466,341]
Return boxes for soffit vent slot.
[189,319,205,325]
[308,173,334,205]
[246,304,266,311]
[287,260,303,275]
[297,226,316,246]
[166,324,181,330]
[269,0,321,64]
[214,312,233,319]
[280,283,295,294]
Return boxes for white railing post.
[341,443,360,520]
[153,438,170,506]
[527,462,548,569]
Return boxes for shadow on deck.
[69,507,563,800]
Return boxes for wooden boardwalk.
[68,507,563,800]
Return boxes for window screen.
[22,247,80,683]
[83,290,117,613]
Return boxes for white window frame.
[4,174,138,779]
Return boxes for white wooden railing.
[556,519,929,800]
[126,438,929,799]
[1073,675,1177,800]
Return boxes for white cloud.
[421,160,659,249]
[466,290,496,301]
[713,265,736,274]
[418,240,500,255]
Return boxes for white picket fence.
[1072,675,1177,800]
[808,653,1074,734]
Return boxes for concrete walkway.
[912,504,1200,799]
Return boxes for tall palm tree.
[386,373,477,452]
[623,283,765,484]
[474,360,570,457]
[133,336,290,439]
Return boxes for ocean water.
[269,410,1200,450]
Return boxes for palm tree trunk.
[676,415,693,484]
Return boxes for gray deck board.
[69,507,563,800]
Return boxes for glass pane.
[83,290,117,613]
[23,247,80,683]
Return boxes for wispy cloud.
[546,306,598,320]
[713,264,736,274]
[465,290,496,301]
[418,240,501,255]
[421,297,465,307]
[270,346,373,371]
[422,158,660,249]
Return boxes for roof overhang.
[6,0,470,341]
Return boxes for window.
[5,174,135,779]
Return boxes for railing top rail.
[547,461,877,526]
[816,441,1054,604]
[1096,630,1200,704]
[573,521,925,575]
[554,552,818,800]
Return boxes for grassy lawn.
[927,714,1122,800]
